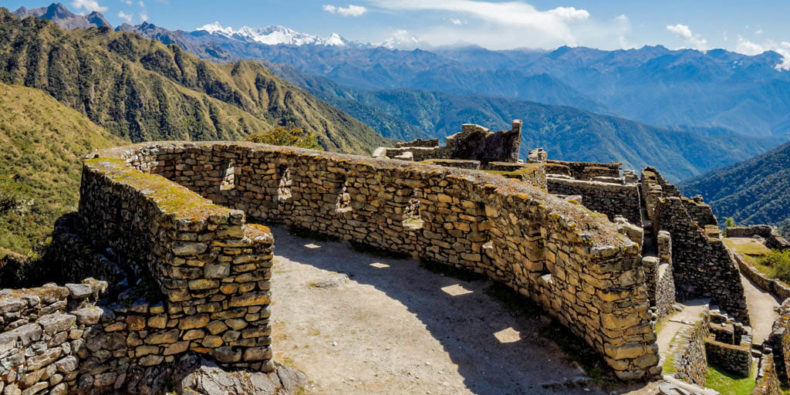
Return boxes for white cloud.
[117,11,133,23]
[323,4,367,17]
[547,6,589,22]
[380,29,423,49]
[666,23,707,50]
[121,0,132,4]
[71,0,107,12]
[370,0,619,49]
[735,36,790,70]
[140,11,149,21]
[450,18,463,25]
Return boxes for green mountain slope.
[270,64,777,182]
[0,82,125,256]
[680,141,790,231]
[0,9,386,153]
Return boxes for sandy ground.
[267,225,602,394]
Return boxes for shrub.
[245,126,322,150]
[766,251,790,283]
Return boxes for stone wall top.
[95,141,633,249]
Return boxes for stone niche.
[1,141,663,391]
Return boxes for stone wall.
[654,262,676,320]
[682,197,717,227]
[78,155,276,373]
[0,280,105,394]
[547,177,642,225]
[641,167,681,222]
[733,252,790,301]
[705,339,751,377]
[673,320,709,387]
[84,141,660,380]
[753,351,782,395]
[654,196,749,324]
[728,225,790,251]
[374,121,522,164]
[767,299,790,387]
[0,279,299,394]
[545,160,621,180]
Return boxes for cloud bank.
[371,0,628,50]
[323,4,367,17]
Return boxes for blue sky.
[6,0,790,56]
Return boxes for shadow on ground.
[268,225,605,394]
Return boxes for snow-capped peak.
[380,30,422,50]
[196,22,346,47]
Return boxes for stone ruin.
[0,121,768,393]
[373,120,522,165]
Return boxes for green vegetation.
[0,82,123,257]
[726,237,790,285]
[724,238,772,267]
[245,126,322,150]
[765,250,790,283]
[681,141,790,231]
[0,9,386,154]
[704,363,756,395]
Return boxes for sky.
[6,0,790,57]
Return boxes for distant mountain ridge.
[115,19,790,139]
[680,141,790,230]
[197,22,346,47]
[0,8,386,153]
[13,2,110,29]
[271,63,779,182]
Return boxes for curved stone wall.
[79,142,660,380]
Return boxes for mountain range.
[13,2,109,29]
[107,21,790,140]
[680,141,790,235]
[271,63,777,181]
[0,8,386,153]
[8,3,790,230]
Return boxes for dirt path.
[268,226,600,394]
[656,299,709,364]
[740,273,780,344]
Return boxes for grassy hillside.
[271,64,777,182]
[680,141,790,230]
[0,82,124,256]
[0,9,386,153]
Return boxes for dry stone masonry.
[2,123,768,391]
[58,140,660,381]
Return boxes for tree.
[244,126,322,150]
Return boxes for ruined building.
[0,121,764,393]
